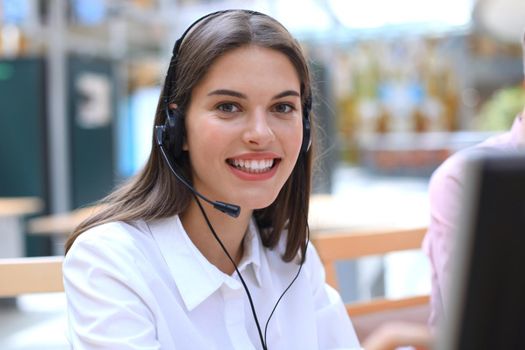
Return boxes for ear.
[171,104,189,151]
[165,103,186,157]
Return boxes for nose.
[242,108,275,148]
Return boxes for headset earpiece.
[163,107,185,158]
[301,98,312,153]
[301,116,311,154]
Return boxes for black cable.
[263,224,309,345]
[193,195,268,350]
[194,195,310,350]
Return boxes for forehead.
[195,45,301,93]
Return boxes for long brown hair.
[65,10,314,262]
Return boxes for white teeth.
[230,159,275,173]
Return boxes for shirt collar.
[238,219,263,287]
[146,215,263,311]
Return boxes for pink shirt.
[422,115,525,326]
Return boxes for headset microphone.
[155,125,241,218]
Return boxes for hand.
[362,322,433,350]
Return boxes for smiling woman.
[61,9,361,350]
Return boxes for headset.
[156,9,312,160]
[154,10,311,350]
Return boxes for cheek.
[284,122,304,157]
[186,121,230,160]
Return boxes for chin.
[240,193,280,211]
[245,200,276,211]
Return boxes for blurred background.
[1,0,524,348]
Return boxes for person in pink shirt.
[423,106,525,326]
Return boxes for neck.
[180,198,252,275]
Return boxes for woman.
[63,9,361,350]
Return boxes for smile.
[226,158,277,174]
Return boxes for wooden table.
[27,205,103,236]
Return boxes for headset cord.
[193,195,268,350]
[193,196,309,350]
[263,223,309,345]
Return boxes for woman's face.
[184,45,303,211]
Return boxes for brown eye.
[217,103,240,113]
[273,103,294,113]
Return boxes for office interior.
[0,0,523,349]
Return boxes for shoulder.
[429,148,468,195]
[430,137,507,194]
[64,220,152,270]
[72,220,149,248]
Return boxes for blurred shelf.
[355,131,500,177]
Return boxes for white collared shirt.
[63,216,361,349]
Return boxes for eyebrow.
[207,89,300,100]
[207,89,247,99]
[272,90,300,100]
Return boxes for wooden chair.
[312,226,430,340]
[0,256,64,297]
